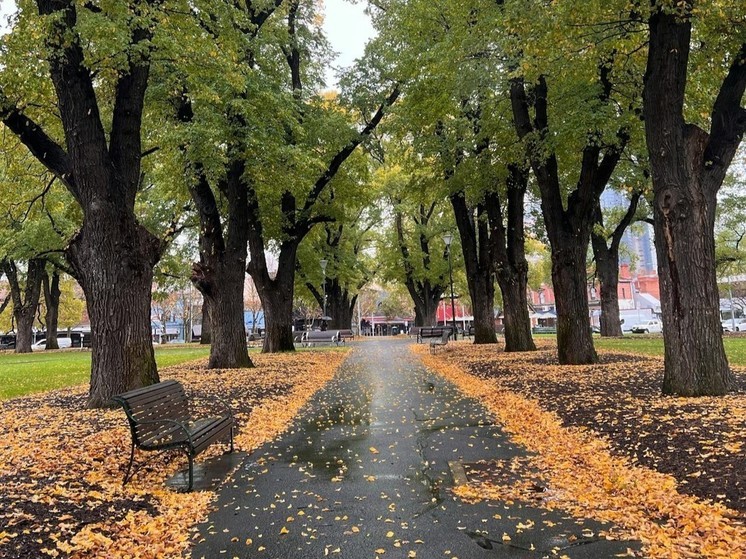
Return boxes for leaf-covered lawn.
[0,346,212,400]
[0,349,348,558]
[416,341,746,559]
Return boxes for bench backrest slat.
[113,380,191,446]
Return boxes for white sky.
[321,0,376,88]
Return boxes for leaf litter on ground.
[0,349,349,559]
[414,340,746,559]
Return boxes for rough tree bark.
[643,8,745,395]
[1,1,163,406]
[394,205,446,327]
[486,165,536,352]
[42,268,61,350]
[200,302,211,345]
[591,192,641,337]
[307,279,357,330]
[3,259,45,353]
[449,192,498,344]
[189,160,252,369]
[510,72,627,364]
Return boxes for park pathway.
[190,339,640,558]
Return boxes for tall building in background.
[600,190,657,275]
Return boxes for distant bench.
[415,326,454,343]
[112,380,234,492]
[302,330,340,347]
[531,326,557,334]
[337,329,355,342]
[429,329,452,353]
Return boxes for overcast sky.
[321,0,376,88]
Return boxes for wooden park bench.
[429,329,452,354]
[302,330,340,347]
[417,326,452,343]
[112,380,234,491]
[337,329,355,343]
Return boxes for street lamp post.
[443,233,457,340]
[320,259,328,320]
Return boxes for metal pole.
[729,275,735,330]
[447,247,457,340]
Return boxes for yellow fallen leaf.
[370,447,379,454]
[280,526,289,535]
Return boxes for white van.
[32,337,73,350]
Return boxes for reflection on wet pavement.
[191,339,641,559]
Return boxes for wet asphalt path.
[190,339,640,558]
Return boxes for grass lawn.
[594,335,746,366]
[0,345,211,400]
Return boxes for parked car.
[32,337,73,350]
[722,318,746,332]
[630,319,663,334]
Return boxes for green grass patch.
[0,345,210,400]
[594,335,746,367]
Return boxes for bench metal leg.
[122,441,136,486]
[187,453,194,492]
[229,426,234,453]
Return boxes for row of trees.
[367,0,744,395]
[0,0,742,406]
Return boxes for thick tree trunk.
[470,273,497,344]
[407,282,442,327]
[4,259,44,354]
[190,160,252,368]
[260,279,296,352]
[414,299,438,327]
[596,258,623,337]
[195,264,251,368]
[551,237,597,364]
[200,302,211,345]
[450,193,498,344]
[326,281,354,330]
[498,274,535,351]
[43,270,61,349]
[68,216,161,408]
[488,169,535,352]
[642,9,742,395]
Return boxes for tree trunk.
[450,192,498,344]
[597,263,623,337]
[189,161,252,369]
[42,269,62,349]
[326,279,355,330]
[68,215,161,408]
[260,277,296,352]
[642,9,742,395]
[200,302,211,345]
[3,259,45,354]
[470,272,497,343]
[552,238,597,364]
[487,168,536,352]
[499,275,535,351]
[414,297,439,327]
[194,264,251,368]
[591,193,640,338]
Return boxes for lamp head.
[320,259,328,273]
[443,232,453,247]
